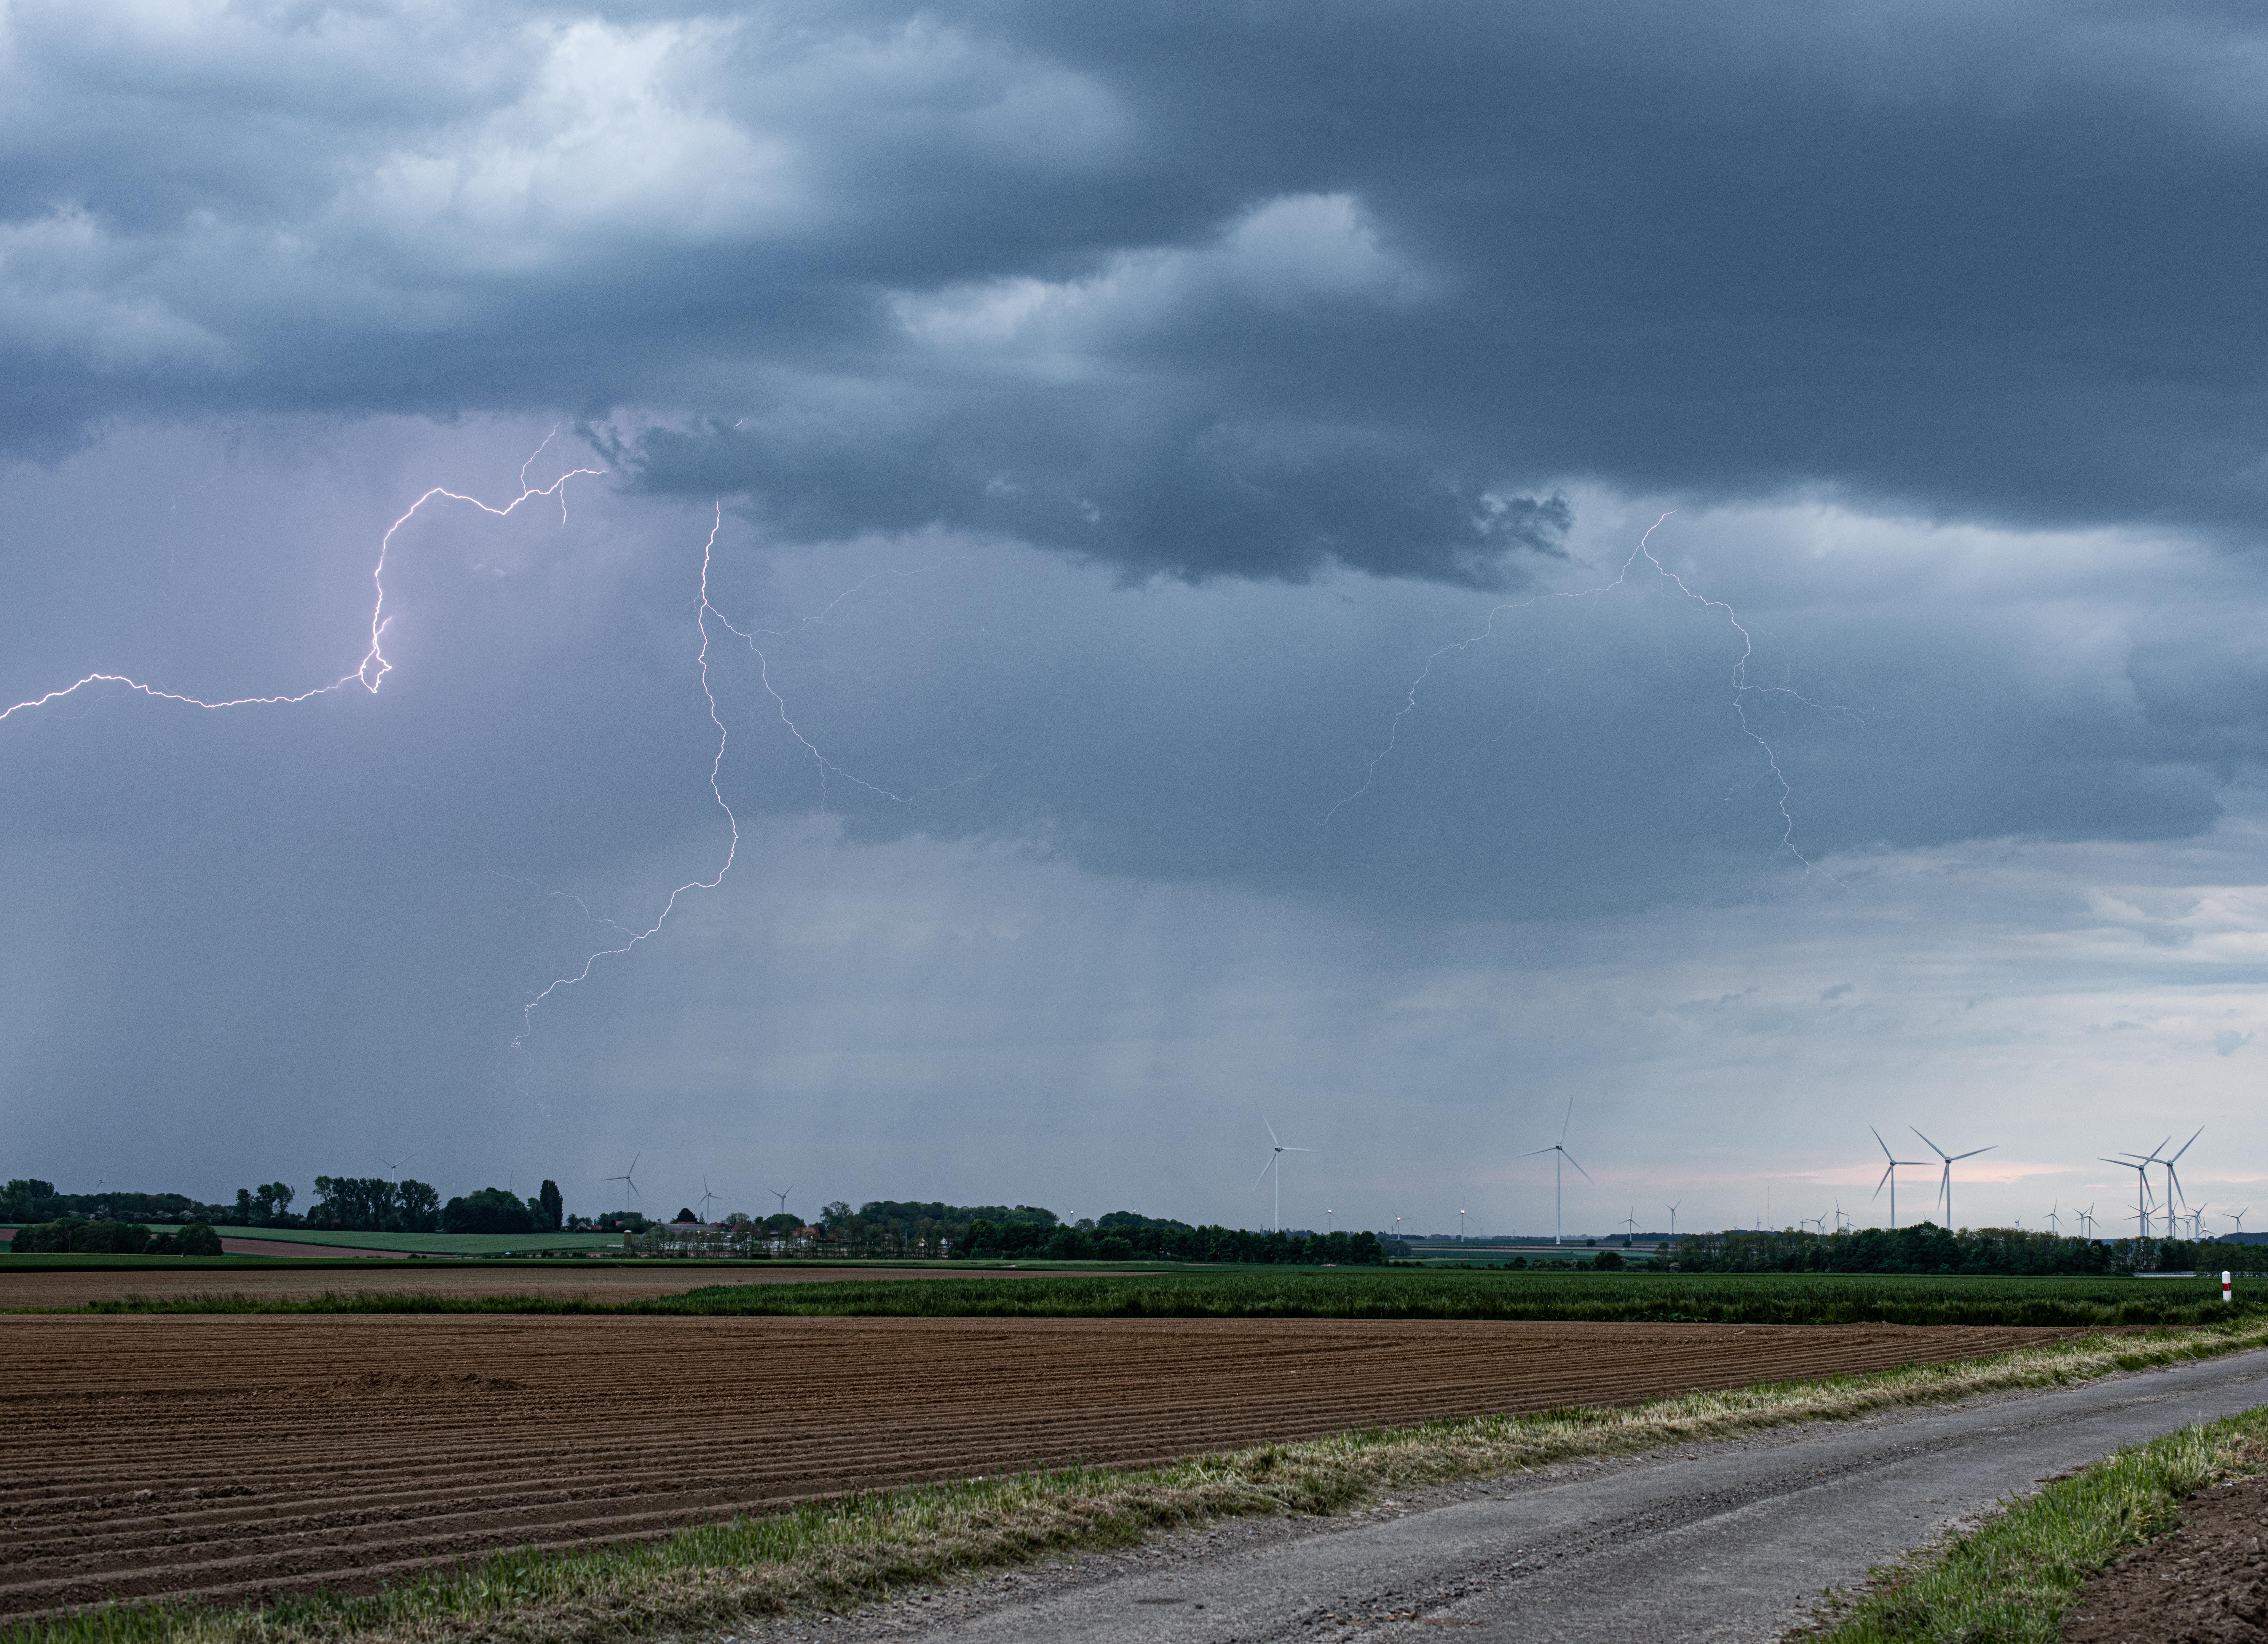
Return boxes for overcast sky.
[5,0,2266,1237]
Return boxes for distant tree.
[441,1188,537,1234]
[14,1218,150,1254]
[395,1180,442,1232]
[1593,1248,1624,1270]
[534,1179,563,1232]
[674,1206,700,1225]
[176,1222,224,1256]
[820,1200,854,1231]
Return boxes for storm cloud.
[6,3,2268,1232]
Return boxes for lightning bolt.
[509,504,739,1056]
[0,444,603,723]
[1321,512,1855,878]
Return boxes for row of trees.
[12,1219,226,1255]
[3,1176,568,1237]
[957,1216,1386,1265]
[1674,1224,2268,1275]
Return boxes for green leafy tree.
[534,1179,563,1232]
[441,1188,536,1234]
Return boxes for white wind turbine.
[2231,1207,2251,1237]
[1255,1117,1312,1234]
[1665,1201,1681,1239]
[603,1153,642,1204]
[696,1177,719,1224]
[1912,1129,1994,1230]
[1871,1127,1929,1229]
[768,1185,793,1219]
[1520,1097,1592,1245]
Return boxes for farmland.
[62,1266,2258,1329]
[0,1263,1044,1308]
[0,1311,2105,1619]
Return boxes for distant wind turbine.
[1665,1201,1681,1239]
[1255,1116,1312,1234]
[2231,1207,2251,1237]
[2160,1128,2203,1235]
[1521,1097,1592,1246]
[1912,1128,1994,1230]
[2045,1202,2061,1236]
[603,1153,642,1204]
[1620,1207,1639,1246]
[2078,1202,2096,1239]
[1871,1127,1929,1229]
[696,1177,718,1224]
[371,1151,416,1176]
[769,1185,793,1218]
[2103,1146,2162,1238]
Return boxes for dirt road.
[763,1345,2268,1643]
[0,1314,2081,1618]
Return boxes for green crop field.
[75,1265,2263,1329]
[141,1225,624,1255]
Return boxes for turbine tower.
[1665,1201,1680,1239]
[2103,1145,2163,1239]
[1255,1116,1312,1234]
[1520,1097,1592,1245]
[2159,1128,2203,1237]
[603,1152,642,1204]
[1870,1127,1929,1229]
[1912,1129,1994,1230]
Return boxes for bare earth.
[0,1263,984,1307]
[0,1313,2084,1619]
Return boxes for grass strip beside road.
[13,1321,2268,1644]
[67,1268,2267,1328]
[1797,1410,2268,1644]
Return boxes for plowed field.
[0,1314,2087,1619]
[0,1263,1009,1308]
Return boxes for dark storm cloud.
[9,2,2268,582]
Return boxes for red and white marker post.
[2224,1270,2234,1303]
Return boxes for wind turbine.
[603,1153,642,1204]
[2231,1207,2251,1237]
[2159,1128,2203,1236]
[2103,1146,2162,1238]
[1665,1201,1681,1239]
[1871,1127,1929,1229]
[1521,1097,1593,1245]
[695,1177,719,1224]
[2045,1202,2061,1236]
[1255,1117,1312,1234]
[371,1151,416,1177]
[768,1185,793,1219]
[1912,1129,1994,1230]
[2187,1201,2208,1242]
[1620,1208,1639,1246]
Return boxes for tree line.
[3,1176,569,1237]
[1673,1224,2268,1276]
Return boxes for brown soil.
[0,1314,2081,1620]
[0,1263,1020,1307]
[2064,1474,2268,1642]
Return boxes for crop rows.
[0,1313,2084,1618]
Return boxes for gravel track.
[0,1314,2085,1619]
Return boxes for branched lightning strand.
[510,504,739,1054]
[0,449,603,724]
[1321,513,1852,878]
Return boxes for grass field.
[73,1266,2263,1328]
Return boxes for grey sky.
[3,2,2265,1235]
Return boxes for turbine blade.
[1560,1094,1574,1145]
[2171,1126,2204,1163]
[1518,1145,1558,1158]
[1871,1125,1894,1162]
[1951,1146,1995,1160]
[1255,1158,1275,1188]
[1872,1163,1893,1200]
[1564,1151,1594,1184]
[1911,1128,1949,1161]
